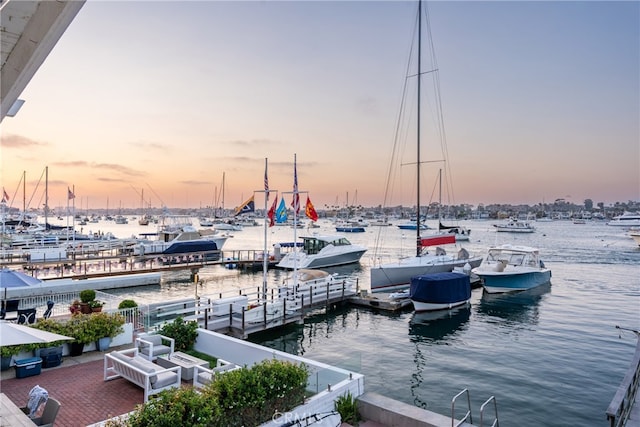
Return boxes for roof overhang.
[1,0,85,122]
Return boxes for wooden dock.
[348,292,414,311]
[0,248,282,281]
[148,278,359,339]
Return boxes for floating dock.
[349,291,414,311]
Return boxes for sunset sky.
[1,0,638,212]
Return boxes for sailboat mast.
[438,168,442,231]
[416,0,423,257]
[44,166,48,228]
[22,171,26,218]
[262,158,269,301]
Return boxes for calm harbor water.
[67,217,639,426]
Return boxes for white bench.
[192,358,240,389]
[104,348,181,402]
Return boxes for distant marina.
[1,214,639,426]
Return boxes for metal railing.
[607,327,640,427]
[7,291,147,331]
[452,388,472,427]
[480,395,499,427]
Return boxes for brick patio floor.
[0,348,386,427]
[0,348,143,426]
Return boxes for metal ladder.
[451,389,499,427]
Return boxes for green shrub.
[208,359,308,426]
[79,289,96,303]
[108,358,309,427]
[89,312,125,338]
[0,345,23,357]
[335,391,360,425]
[31,312,124,344]
[124,387,222,427]
[158,317,198,352]
[118,299,138,309]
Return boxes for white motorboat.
[492,217,535,233]
[607,212,640,227]
[438,222,471,242]
[132,217,229,257]
[472,244,551,294]
[276,234,367,269]
[629,230,640,247]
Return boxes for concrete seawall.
[357,392,474,427]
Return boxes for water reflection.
[477,282,551,325]
[408,305,471,343]
[408,306,471,409]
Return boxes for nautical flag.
[305,196,318,222]
[276,197,288,223]
[234,195,255,216]
[291,154,300,214]
[267,195,277,227]
[67,187,75,200]
[1,188,8,203]
[264,163,269,198]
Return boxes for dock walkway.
[0,248,279,281]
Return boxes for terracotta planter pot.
[79,303,91,314]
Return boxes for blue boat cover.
[410,272,471,304]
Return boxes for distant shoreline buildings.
[2,198,639,223]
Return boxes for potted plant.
[89,300,104,313]
[69,299,81,314]
[65,314,97,356]
[91,312,125,351]
[0,345,22,371]
[79,289,96,314]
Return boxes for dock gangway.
[146,275,358,338]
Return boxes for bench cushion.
[197,370,212,386]
[139,344,171,357]
[145,335,163,346]
[153,371,179,389]
[110,351,131,363]
[128,357,158,384]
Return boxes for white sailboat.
[369,1,481,293]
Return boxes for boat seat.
[457,248,469,260]
[17,308,37,324]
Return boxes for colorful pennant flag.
[276,198,288,223]
[305,196,318,222]
[2,188,8,203]
[267,196,277,227]
[234,195,255,216]
[67,187,75,200]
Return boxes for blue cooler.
[15,357,42,378]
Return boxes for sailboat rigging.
[369,0,481,292]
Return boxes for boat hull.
[335,226,365,233]
[412,299,469,312]
[277,249,367,269]
[370,255,482,292]
[478,270,551,293]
